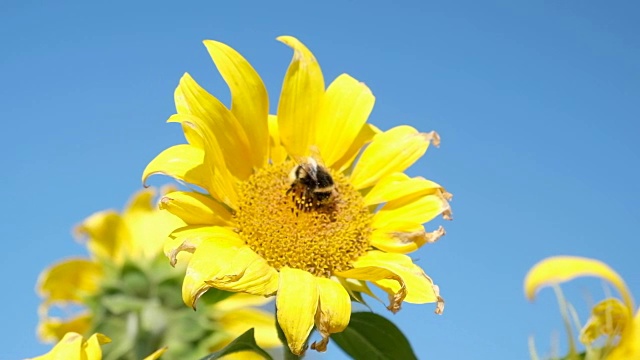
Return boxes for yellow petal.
[164,225,228,266]
[175,73,253,179]
[579,298,630,344]
[334,123,379,173]
[142,144,212,192]
[28,332,110,360]
[204,40,269,169]
[28,332,83,360]
[217,308,281,349]
[37,259,102,303]
[83,333,109,360]
[183,238,278,308]
[206,246,279,296]
[276,36,325,157]
[609,309,640,360]
[160,191,233,226]
[336,266,406,313]
[168,114,238,207]
[276,268,319,355]
[311,278,351,352]
[350,126,439,189]
[214,293,273,312]
[370,226,446,254]
[364,172,447,206]
[37,313,92,343]
[143,347,168,360]
[123,188,186,260]
[316,74,375,167]
[524,256,634,311]
[338,251,443,314]
[74,210,130,263]
[372,194,450,230]
[268,115,288,164]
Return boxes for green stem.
[553,285,577,358]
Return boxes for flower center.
[234,161,372,277]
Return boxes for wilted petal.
[311,277,351,352]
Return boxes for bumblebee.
[287,156,336,211]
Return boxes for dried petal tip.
[433,285,445,314]
[311,338,329,352]
[425,226,446,244]
[442,208,453,221]
[386,283,407,314]
[424,131,441,147]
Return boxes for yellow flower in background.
[525,256,640,359]
[36,188,280,359]
[26,332,165,360]
[144,36,451,354]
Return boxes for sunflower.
[36,188,279,359]
[143,36,451,355]
[525,256,640,359]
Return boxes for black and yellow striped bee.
[287,156,337,211]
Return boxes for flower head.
[144,36,451,355]
[525,256,640,359]
[36,188,279,359]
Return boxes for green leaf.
[198,328,273,360]
[331,312,418,360]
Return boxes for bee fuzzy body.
[287,157,336,211]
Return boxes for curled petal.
[142,144,211,192]
[338,251,443,314]
[183,239,278,308]
[608,310,640,360]
[160,191,233,226]
[371,226,446,254]
[164,225,233,266]
[276,36,324,157]
[579,298,630,344]
[336,266,406,313]
[276,268,319,355]
[311,278,351,352]
[350,126,439,190]
[524,256,634,311]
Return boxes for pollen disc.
[235,161,372,277]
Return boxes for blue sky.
[2,1,640,359]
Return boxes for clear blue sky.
[2,1,639,359]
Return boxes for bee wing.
[308,145,328,167]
